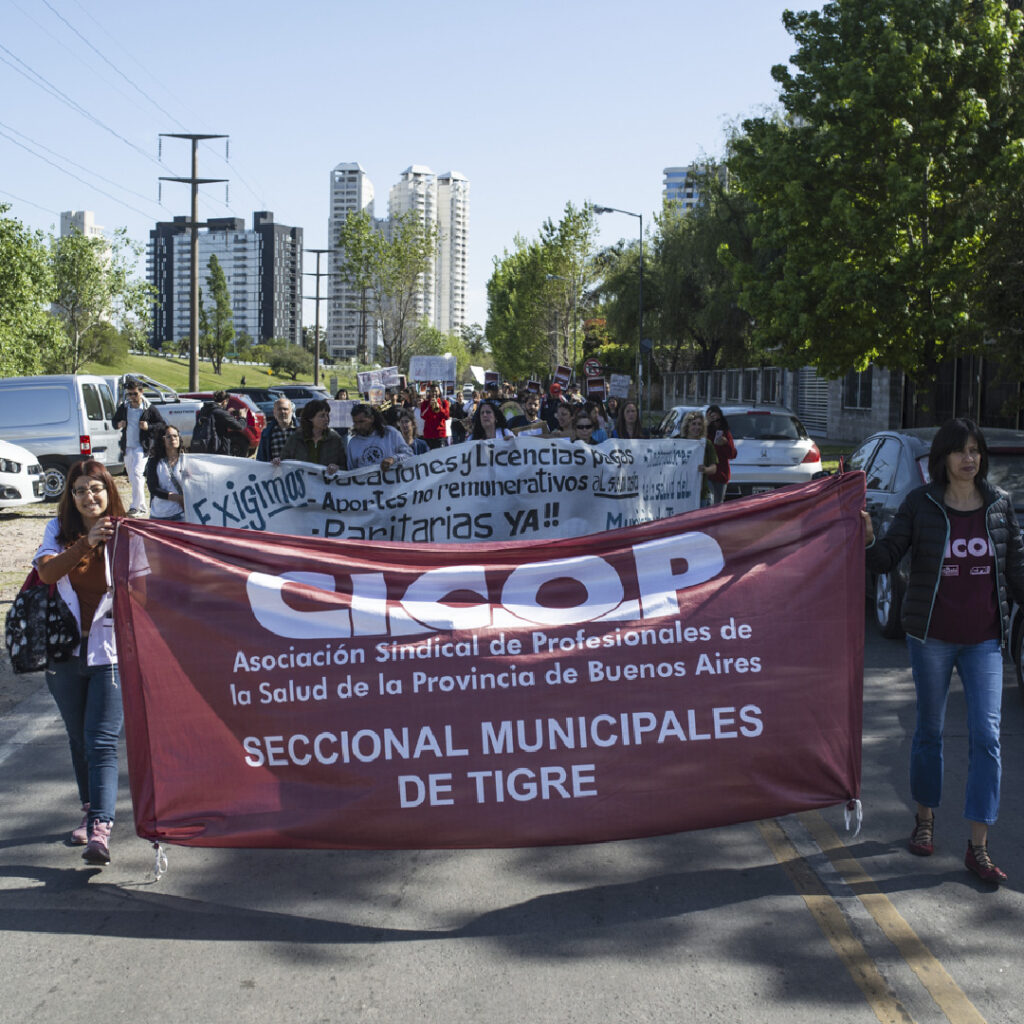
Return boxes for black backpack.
[190,405,227,454]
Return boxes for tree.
[725,0,1024,402]
[486,202,598,379]
[460,322,487,358]
[0,205,58,377]
[268,344,313,380]
[334,209,438,369]
[48,227,152,373]
[201,254,235,375]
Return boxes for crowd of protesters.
[129,376,735,512]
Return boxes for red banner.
[112,473,865,849]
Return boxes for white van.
[0,375,123,500]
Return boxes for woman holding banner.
[278,400,345,474]
[548,403,578,440]
[34,460,127,866]
[471,402,514,441]
[705,405,737,505]
[682,411,717,508]
[613,400,649,440]
[863,418,1024,885]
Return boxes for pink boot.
[70,803,90,846]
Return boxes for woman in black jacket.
[864,418,1024,884]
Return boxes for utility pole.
[304,248,330,387]
[159,133,228,392]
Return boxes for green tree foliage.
[235,331,254,359]
[726,0,1024,390]
[486,202,597,379]
[49,227,152,373]
[201,254,235,375]
[594,171,753,389]
[460,322,487,358]
[334,210,438,369]
[268,343,313,380]
[0,205,57,377]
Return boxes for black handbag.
[4,568,81,674]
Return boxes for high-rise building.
[436,172,469,336]
[326,163,375,361]
[662,165,729,211]
[388,166,438,326]
[60,210,105,240]
[146,211,302,349]
[326,162,469,362]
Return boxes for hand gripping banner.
[112,472,866,850]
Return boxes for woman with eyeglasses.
[573,412,601,445]
[145,425,187,521]
[33,460,127,866]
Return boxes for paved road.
[2,623,1022,1024]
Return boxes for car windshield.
[729,413,806,441]
[988,451,1024,511]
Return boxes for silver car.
[656,404,823,498]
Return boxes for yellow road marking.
[757,819,916,1024]
[799,811,987,1024]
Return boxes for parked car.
[845,426,1024,695]
[180,392,266,456]
[268,383,331,412]
[227,386,280,418]
[0,375,123,500]
[103,373,204,448]
[656,404,823,498]
[0,438,45,508]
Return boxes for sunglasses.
[576,422,594,429]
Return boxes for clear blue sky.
[1,0,815,331]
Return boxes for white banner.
[180,438,701,542]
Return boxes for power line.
[0,126,159,220]
[0,41,163,167]
[38,0,187,130]
[0,188,60,216]
[0,118,161,208]
[7,0,155,122]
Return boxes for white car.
[656,404,823,498]
[0,438,46,508]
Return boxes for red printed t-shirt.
[928,506,999,644]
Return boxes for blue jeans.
[906,636,1002,824]
[46,656,124,825]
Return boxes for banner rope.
[151,841,168,880]
[844,799,863,838]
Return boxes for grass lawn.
[83,352,358,394]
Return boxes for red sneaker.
[908,814,934,856]
[965,842,1006,884]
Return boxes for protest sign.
[609,375,631,399]
[409,355,457,382]
[180,439,701,542]
[328,400,354,429]
[112,472,865,849]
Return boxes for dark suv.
[846,427,1024,692]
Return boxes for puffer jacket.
[866,481,1024,645]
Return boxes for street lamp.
[593,205,643,414]
[545,273,578,369]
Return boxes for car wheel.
[41,460,68,502]
[875,570,905,639]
